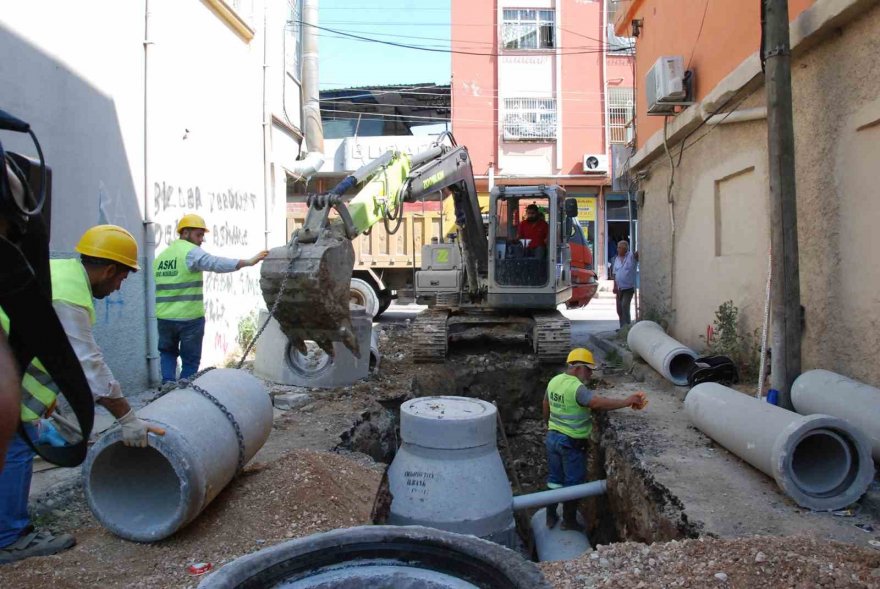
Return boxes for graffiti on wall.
[153,180,265,366]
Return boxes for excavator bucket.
[259,226,359,358]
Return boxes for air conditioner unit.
[583,154,609,174]
[646,56,689,115]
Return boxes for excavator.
[260,133,583,364]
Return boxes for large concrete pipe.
[627,321,697,385]
[792,369,880,462]
[253,306,372,387]
[198,526,551,588]
[387,397,517,547]
[685,382,874,511]
[83,369,272,542]
[530,507,591,562]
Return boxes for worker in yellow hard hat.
[0,225,166,564]
[542,347,647,532]
[153,213,269,383]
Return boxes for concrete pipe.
[626,321,697,385]
[685,383,874,511]
[83,369,272,542]
[530,507,591,562]
[253,307,373,388]
[792,369,880,461]
[387,397,517,548]
[198,525,551,589]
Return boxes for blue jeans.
[158,317,205,383]
[0,424,37,548]
[546,430,587,489]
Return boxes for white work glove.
[117,410,165,448]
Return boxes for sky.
[318,0,452,90]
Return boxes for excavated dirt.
[6,311,880,588]
[540,535,880,588]
[0,450,380,588]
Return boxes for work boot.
[560,501,584,532]
[0,529,76,564]
[545,503,559,529]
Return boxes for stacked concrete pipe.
[685,382,874,511]
[83,369,273,542]
[626,321,697,385]
[792,369,880,461]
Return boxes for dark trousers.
[158,317,205,383]
[545,430,587,489]
[616,287,635,328]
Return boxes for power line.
[306,24,612,55]
[686,0,711,71]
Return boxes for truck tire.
[350,278,380,318]
[198,525,551,589]
[376,289,393,317]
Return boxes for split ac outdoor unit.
[583,154,609,174]
[646,56,688,115]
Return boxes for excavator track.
[532,311,571,364]
[412,308,450,363]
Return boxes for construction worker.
[543,348,647,531]
[0,225,165,564]
[154,213,268,384]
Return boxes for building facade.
[0,0,308,390]
[451,0,635,277]
[613,0,880,385]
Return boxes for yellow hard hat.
[566,348,597,368]
[75,225,140,271]
[176,213,209,234]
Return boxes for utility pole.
[763,0,801,409]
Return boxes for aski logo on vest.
[156,258,178,277]
[549,391,565,403]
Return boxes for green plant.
[641,305,671,331]
[236,310,258,356]
[702,301,760,382]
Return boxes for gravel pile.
[540,535,880,588]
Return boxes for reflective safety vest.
[546,373,593,439]
[154,239,205,320]
[0,259,96,423]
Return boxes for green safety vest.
[0,259,96,423]
[546,373,593,439]
[154,239,205,320]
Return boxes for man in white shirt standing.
[611,239,639,329]
[153,213,268,384]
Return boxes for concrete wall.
[0,0,303,390]
[636,2,880,386]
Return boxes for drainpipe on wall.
[601,0,609,154]
[142,0,160,387]
[261,1,271,249]
[289,0,324,180]
[554,0,563,172]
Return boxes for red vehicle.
[566,222,598,309]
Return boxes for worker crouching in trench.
[543,348,647,531]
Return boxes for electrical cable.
[687,0,712,71]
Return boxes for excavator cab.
[486,186,573,309]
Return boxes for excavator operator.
[518,204,548,258]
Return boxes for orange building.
[611,0,880,386]
[451,0,635,276]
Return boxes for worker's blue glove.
[37,419,69,447]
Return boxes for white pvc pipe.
[685,382,874,511]
[511,480,607,511]
[626,321,697,385]
[792,369,880,461]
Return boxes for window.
[286,0,303,79]
[502,9,555,50]
[607,87,634,144]
[503,98,557,141]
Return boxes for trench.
[338,350,699,557]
